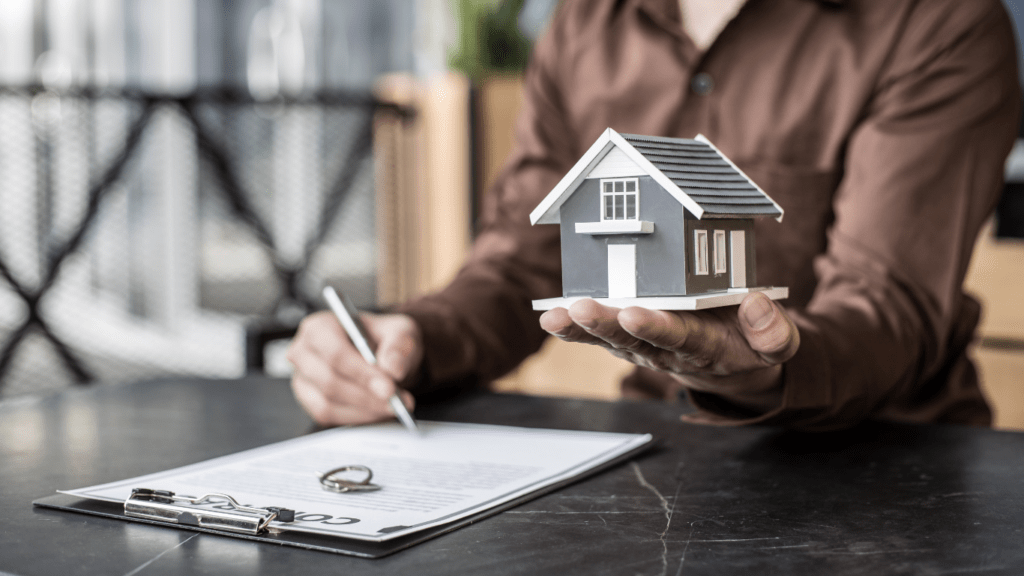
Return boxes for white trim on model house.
[714,230,727,274]
[694,230,709,275]
[730,230,747,288]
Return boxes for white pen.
[322,286,419,433]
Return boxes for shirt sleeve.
[684,1,1022,430]
[398,13,578,395]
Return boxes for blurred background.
[0,0,1021,430]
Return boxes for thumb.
[737,292,800,365]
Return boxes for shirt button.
[691,72,714,95]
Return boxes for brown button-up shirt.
[402,0,1021,430]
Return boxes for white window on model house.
[714,230,727,274]
[694,230,709,275]
[601,178,638,221]
[730,230,747,288]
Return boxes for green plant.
[450,0,532,79]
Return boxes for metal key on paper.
[317,465,382,493]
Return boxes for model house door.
[608,244,637,298]
[730,230,746,288]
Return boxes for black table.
[1,377,1022,575]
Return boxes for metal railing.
[0,85,410,397]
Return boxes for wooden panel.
[374,73,472,305]
[418,73,472,294]
[965,221,1024,340]
[476,75,525,206]
[965,219,1024,430]
[373,75,419,306]
[973,346,1024,431]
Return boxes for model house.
[530,129,787,310]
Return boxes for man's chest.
[558,3,888,172]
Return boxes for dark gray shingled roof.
[621,134,782,217]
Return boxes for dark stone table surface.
[1,376,1023,575]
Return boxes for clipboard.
[33,438,654,558]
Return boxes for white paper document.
[63,422,652,542]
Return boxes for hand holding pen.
[287,288,423,430]
[321,287,418,432]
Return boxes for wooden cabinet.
[966,222,1024,429]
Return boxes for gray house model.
[531,129,787,311]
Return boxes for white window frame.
[694,229,709,275]
[600,178,639,222]
[714,230,727,274]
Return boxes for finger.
[367,315,423,384]
[289,313,398,406]
[292,312,364,375]
[617,306,720,357]
[737,292,800,364]
[567,299,651,353]
[398,389,416,411]
[297,313,394,398]
[288,338,390,410]
[539,307,607,346]
[292,375,392,426]
[618,306,763,374]
[286,332,347,390]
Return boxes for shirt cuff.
[681,321,836,429]
[398,297,479,396]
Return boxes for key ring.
[317,465,382,493]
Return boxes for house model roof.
[530,129,783,225]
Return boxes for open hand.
[287,311,422,426]
[539,292,800,412]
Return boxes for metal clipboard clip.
[124,488,295,535]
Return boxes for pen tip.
[388,395,419,434]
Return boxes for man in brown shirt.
[287,0,1021,431]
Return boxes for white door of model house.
[608,244,637,298]
[730,230,747,288]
